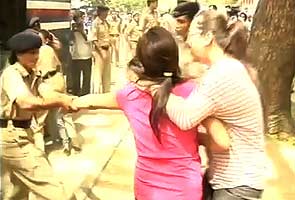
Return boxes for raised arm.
[166,89,216,130]
[72,92,119,110]
[165,66,228,130]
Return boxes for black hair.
[239,12,248,22]
[97,5,110,15]
[8,51,17,65]
[132,27,183,142]
[177,0,187,4]
[39,29,54,47]
[147,0,158,7]
[209,5,218,10]
[72,10,84,22]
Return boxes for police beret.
[28,17,40,27]
[7,31,42,52]
[172,2,200,20]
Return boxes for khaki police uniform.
[126,20,142,57]
[37,44,65,93]
[90,16,111,93]
[0,62,66,199]
[139,8,160,33]
[33,44,66,151]
[109,18,121,67]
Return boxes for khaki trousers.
[129,41,138,58]
[110,35,120,67]
[92,47,111,93]
[1,126,66,200]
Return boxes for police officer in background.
[140,0,160,33]
[126,12,141,57]
[90,5,111,93]
[108,10,122,68]
[0,31,76,199]
[172,1,208,82]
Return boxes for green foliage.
[83,0,145,11]
[203,0,239,5]
[83,0,108,6]
[108,0,146,12]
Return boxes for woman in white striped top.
[165,10,266,200]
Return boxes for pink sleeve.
[172,80,197,98]
[116,83,134,110]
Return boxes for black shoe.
[72,144,82,152]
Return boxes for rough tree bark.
[248,0,295,135]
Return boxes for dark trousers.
[71,58,92,96]
[203,175,263,200]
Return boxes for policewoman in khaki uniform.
[90,5,111,93]
[0,31,75,199]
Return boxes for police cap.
[28,17,40,28]
[7,31,42,53]
[172,2,200,20]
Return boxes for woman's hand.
[202,117,230,152]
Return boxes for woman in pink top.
[73,27,229,200]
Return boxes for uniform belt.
[43,70,57,80]
[0,119,31,129]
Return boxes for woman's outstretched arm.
[72,92,120,110]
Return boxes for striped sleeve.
[166,66,228,130]
[166,87,216,130]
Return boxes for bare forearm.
[16,96,65,110]
[73,93,119,110]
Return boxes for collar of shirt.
[13,62,39,78]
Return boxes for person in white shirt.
[70,11,92,96]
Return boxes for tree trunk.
[248,0,295,135]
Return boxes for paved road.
[47,109,132,199]
[45,107,295,200]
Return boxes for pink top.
[117,81,202,200]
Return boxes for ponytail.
[132,26,183,143]
[149,76,174,142]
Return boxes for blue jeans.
[204,184,263,200]
[203,173,263,200]
[211,186,263,200]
